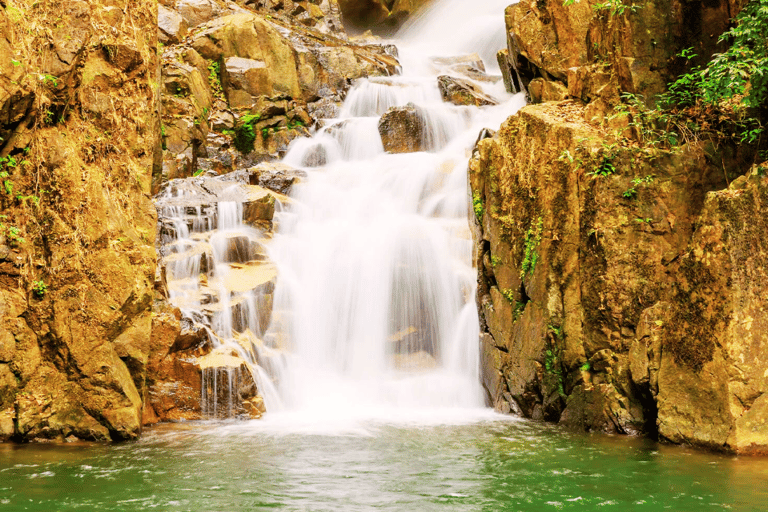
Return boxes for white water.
[262,0,527,428]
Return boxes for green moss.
[233,113,261,154]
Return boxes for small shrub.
[32,280,47,298]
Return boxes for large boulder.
[190,13,397,105]
[378,105,426,153]
[159,4,189,44]
[437,75,497,107]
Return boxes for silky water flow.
[155,0,527,428]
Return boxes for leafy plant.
[32,280,47,298]
[472,192,484,221]
[207,60,223,99]
[623,175,653,199]
[520,217,543,279]
[0,217,25,247]
[592,0,641,16]
[659,1,768,147]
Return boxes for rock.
[506,0,740,106]
[246,162,306,194]
[159,5,188,44]
[0,0,158,442]
[437,75,497,107]
[471,101,755,447]
[176,0,222,28]
[338,0,390,27]
[308,97,342,120]
[222,56,272,108]
[190,12,397,104]
[378,105,426,153]
[210,110,235,131]
[654,171,768,453]
[527,78,569,104]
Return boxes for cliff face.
[476,0,768,453]
[0,0,158,441]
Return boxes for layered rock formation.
[156,0,397,189]
[0,0,158,441]
[475,0,768,453]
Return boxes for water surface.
[2,414,767,511]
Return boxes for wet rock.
[437,75,497,107]
[241,396,266,418]
[378,104,426,153]
[246,162,306,194]
[173,317,209,352]
[338,0,390,27]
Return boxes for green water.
[1,414,767,511]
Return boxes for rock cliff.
[475,0,768,453]
[0,0,158,441]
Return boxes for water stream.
[262,0,525,420]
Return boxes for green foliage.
[592,0,641,16]
[693,0,768,110]
[520,217,543,279]
[0,155,18,196]
[193,168,205,177]
[580,361,591,372]
[472,192,484,221]
[32,280,47,298]
[40,73,58,87]
[207,60,223,99]
[660,1,768,146]
[623,175,653,199]
[491,255,501,267]
[613,93,690,149]
[0,216,25,247]
[544,348,567,398]
[233,113,261,154]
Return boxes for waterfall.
[265,0,526,421]
[153,0,524,425]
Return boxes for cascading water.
[155,174,284,418]
[153,0,525,426]
[262,0,527,423]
